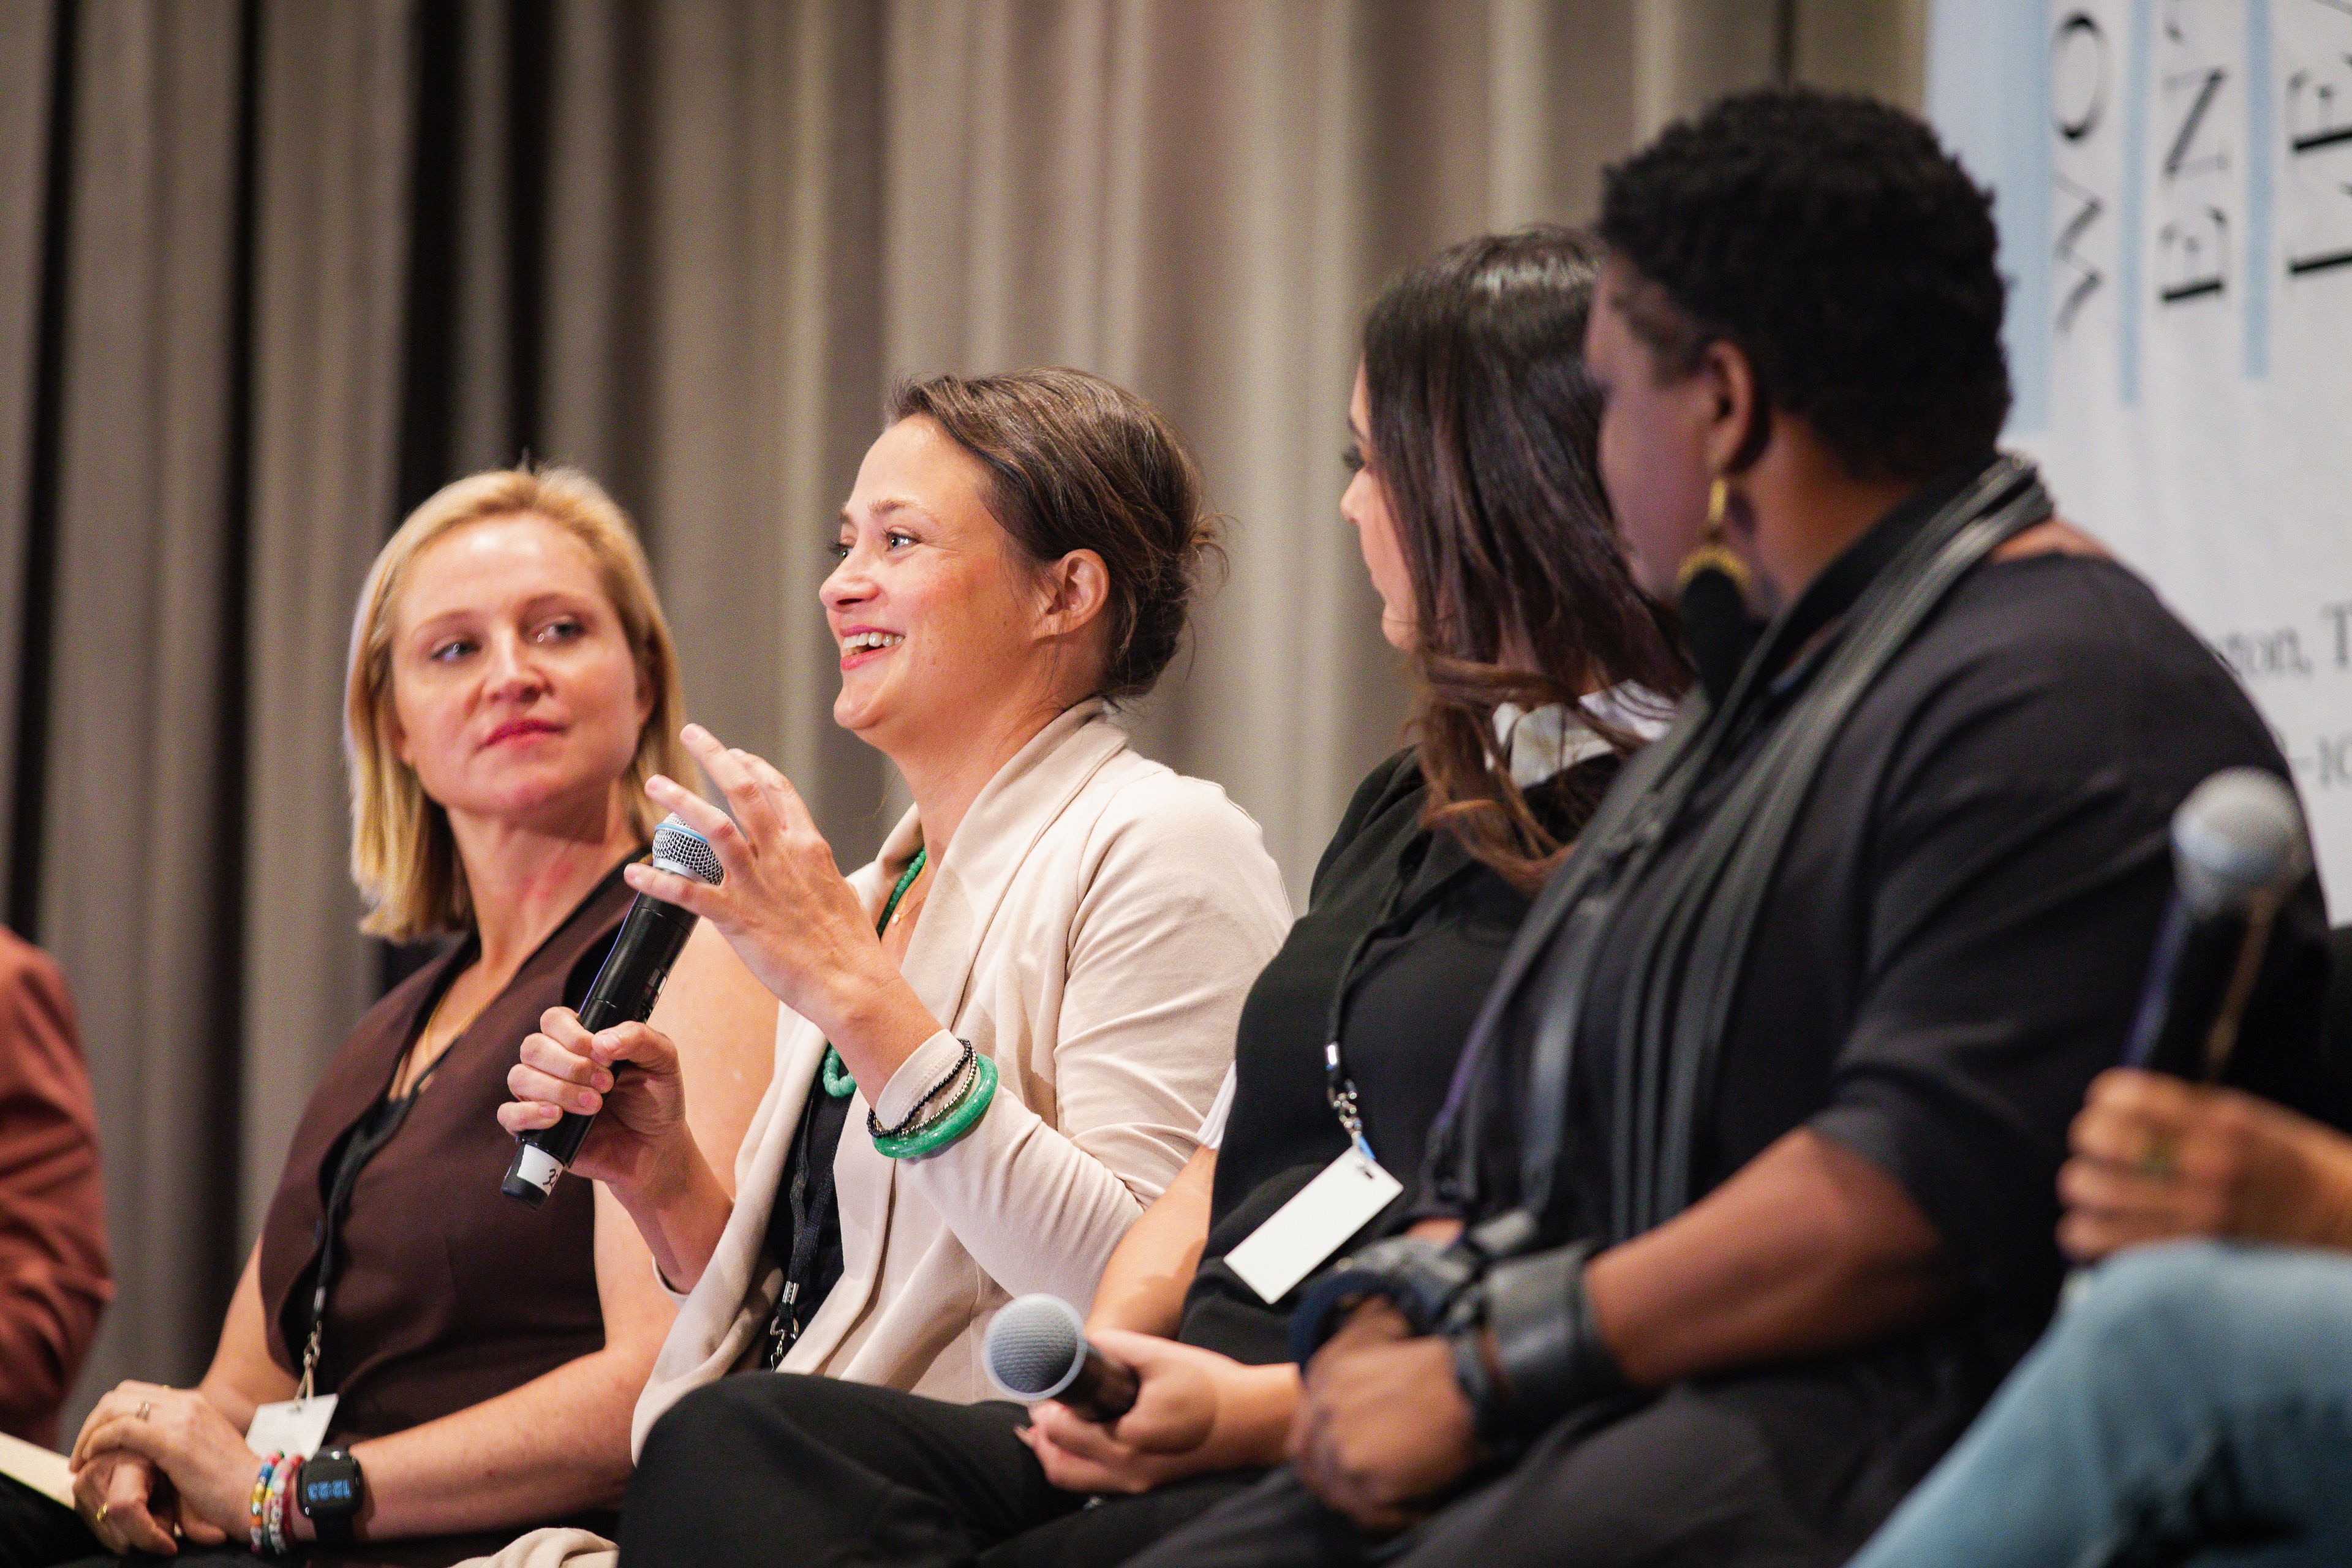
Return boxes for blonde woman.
[24,470,761,1567]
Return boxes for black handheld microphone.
[982,1295,1139,1422]
[501,815,724,1206]
[2123,768,2310,1082]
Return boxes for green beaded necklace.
[820,846,927,1099]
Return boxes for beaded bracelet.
[269,1455,304,1555]
[247,1452,285,1554]
[867,1039,976,1140]
[876,1058,975,1142]
[873,1053,998,1159]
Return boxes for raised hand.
[625,724,939,1087]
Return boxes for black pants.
[1121,1346,1994,1568]
[618,1371,1261,1568]
[0,1472,574,1568]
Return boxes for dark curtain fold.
[0,0,1921,1433]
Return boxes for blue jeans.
[1847,1242,2352,1568]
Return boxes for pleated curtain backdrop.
[0,0,1923,1426]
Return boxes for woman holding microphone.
[606,230,1687,1568]
[478,369,1290,1567]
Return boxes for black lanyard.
[1319,829,1477,1166]
[764,852,927,1366]
[296,1039,450,1399]
[293,856,635,1397]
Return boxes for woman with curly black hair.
[1123,87,2339,1568]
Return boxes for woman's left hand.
[629,725,937,1080]
[70,1382,257,1545]
[2059,1067,2352,1260]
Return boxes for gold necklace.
[888,861,927,931]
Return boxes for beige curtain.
[0,0,1923,1427]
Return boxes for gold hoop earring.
[1678,477,1751,594]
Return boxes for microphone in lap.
[983,1295,1139,1422]
[502,815,724,1206]
[2124,767,2310,1082]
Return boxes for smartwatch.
[298,1446,364,1548]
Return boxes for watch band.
[298,1445,364,1548]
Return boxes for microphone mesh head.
[650,815,724,886]
[2173,769,2309,918]
[983,1295,1087,1402]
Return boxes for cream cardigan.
[467,701,1290,1568]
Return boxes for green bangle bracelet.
[821,1046,857,1099]
[873,1053,998,1159]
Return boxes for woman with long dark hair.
[603,227,1686,1568]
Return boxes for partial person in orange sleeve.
[0,927,109,1447]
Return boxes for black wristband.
[1287,1235,1486,1363]
[1452,1242,1629,1446]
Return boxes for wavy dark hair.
[1362,227,1689,892]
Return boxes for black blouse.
[1178,748,1613,1365]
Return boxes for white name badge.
[245,1394,338,1460]
[1223,1148,1404,1305]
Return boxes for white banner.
[1929,0,2352,911]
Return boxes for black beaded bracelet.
[867,1039,976,1140]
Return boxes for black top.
[1442,521,2339,1370]
[1178,748,1613,1365]
[761,1082,851,1362]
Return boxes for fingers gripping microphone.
[2124,769,2310,1081]
[982,1295,1138,1422]
[501,816,723,1207]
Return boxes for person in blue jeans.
[1849,1064,2352,1567]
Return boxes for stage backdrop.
[1929,0,2352,910]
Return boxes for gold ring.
[2135,1134,2179,1180]
[93,1502,109,1524]
[135,1399,153,1420]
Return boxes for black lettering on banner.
[2051,12,2112,331]
[2056,173,2109,327]
[2324,601,2352,668]
[2154,21,2232,308]
[2163,66,2231,177]
[2286,32,2352,277]
[2288,243,2352,273]
[2288,59,2352,150]
[2218,625,2315,679]
[2158,205,2231,298]
[2054,12,2111,140]
[2314,731,2352,791]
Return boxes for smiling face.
[386,512,652,832]
[824,415,1077,757]
[1583,253,1728,598]
[1341,363,1417,650]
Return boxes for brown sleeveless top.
[255,862,636,1442]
